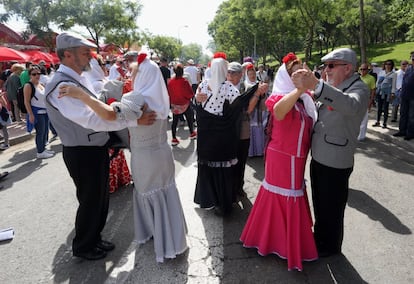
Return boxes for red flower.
[137,53,147,64]
[282,52,297,64]
[246,63,255,70]
[213,52,227,59]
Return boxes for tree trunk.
[359,0,366,65]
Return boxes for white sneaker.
[45,149,55,154]
[37,151,54,159]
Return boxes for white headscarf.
[84,58,107,93]
[272,63,317,125]
[244,65,257,89]
[133,56,170,119]
[208,57,228,98]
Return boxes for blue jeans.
[35,113,49,153]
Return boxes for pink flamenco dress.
[240,93,318,271]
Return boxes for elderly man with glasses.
[291,48,369,257]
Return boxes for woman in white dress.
[59,53,188,263]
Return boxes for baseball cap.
[321,48,357,67]
[56,32,96,50]
[228,62,242,73]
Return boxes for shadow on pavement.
[348,188,411,235]
[356,137,414,173]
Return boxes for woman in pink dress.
[240,53,318,271]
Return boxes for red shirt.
[167,77,194,105]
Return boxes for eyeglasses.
[30,73,41,76]
[402,63,408,66]
[359,68,368,71]
[324,63,348,69]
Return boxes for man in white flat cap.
[291,48,369,257]
[45,32,155,260]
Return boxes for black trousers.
[171,106,195,139]
[232,138,250,199]
[310,159,353,254]
[399,97,414,137]
[63,146,110,253]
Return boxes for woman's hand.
[58,85,88,100]
[195,92,208,103]
[29,113,35,124]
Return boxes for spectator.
[391,60,408,122]
[373,59,396,128]
[5,63,24,122]
[24,66,54,159]
[393,51,414,140]
[167,63,197,146]
[358,63,376,141]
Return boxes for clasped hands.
[291,63,319,92]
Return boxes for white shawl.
[133,57,170,119]
[272,63,317,125]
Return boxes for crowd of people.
[1,30,414,273]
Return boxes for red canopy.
[0,47,31,62]
[22,50,56,64]
[26,32,58,48]
[48,52,60,64]
[0,23,25,45]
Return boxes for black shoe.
[393,132,405,137]
[372,122,380,127]
[73,247,107,260]
[96,240,115,251]
[382,124,387,129]
[0,172,9,181]
[391,119,397,122]
[404,136,413,141]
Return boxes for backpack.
[17,82,37,114]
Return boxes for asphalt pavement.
[1,109,413,283]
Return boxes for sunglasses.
[359,68,368,71]
[31,73,41,76]
[324,63,348,69]
[227,70,240,75]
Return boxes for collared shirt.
[48,64,137,131]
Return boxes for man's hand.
[137,110,157,125]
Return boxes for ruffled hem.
[240,186,318,271]
[133,182,188,263]
[241,243,318,271]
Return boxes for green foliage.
[147,35,181,62]
[209,0,414,64]
[181,43,203,64]
[1,0,142,50]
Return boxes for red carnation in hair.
[213,52,227,59]
[282,52,297,64]
[246,63,255,70]
[137,53,147,64]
